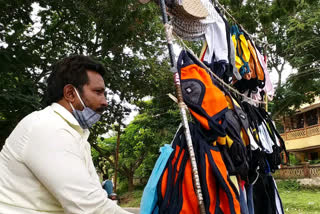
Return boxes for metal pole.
[159,1,205,213]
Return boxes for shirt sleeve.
[23,127,131,214]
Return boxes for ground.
[124,207,140,214]
[119,179,320,214]
[278,188,320,214]
[277,179,320,214]
[119,189,143,208]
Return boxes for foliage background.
[1,0,320,191]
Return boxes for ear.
[63,84,76,103]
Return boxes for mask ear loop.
[69,102,76,111]
[73,87,86,108]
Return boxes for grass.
[277,180,320,214]
[278,188,320,214]
[117,180,320,214]
[118,189,143,207]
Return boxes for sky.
[26,3,294,135]
[269,63,296,86]
[27,2,293,90]
[122,43,294,131]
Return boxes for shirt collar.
[51,103,90,138]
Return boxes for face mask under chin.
[69,87,101,129]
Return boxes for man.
[102,174,118,202]
[0,55,132,214]
[102,174,114,196]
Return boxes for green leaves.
[269,1,320,116]
[0,0,172,148]
[93,97,180,190]
[220,0,320,117]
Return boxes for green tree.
[94,98,180,191]
[219,0,320,116]
[0,0,44,146]
[271,0,320,117]
[0,0,172,149]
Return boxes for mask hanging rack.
[159,0,206,213]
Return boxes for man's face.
[78,70,107,114]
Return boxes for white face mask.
[69,87,101,129]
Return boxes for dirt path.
[124,207,140,214]
[298,177,320,186]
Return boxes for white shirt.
[0,103,131,214]
[204,7,229,63]
[257,123,274,154]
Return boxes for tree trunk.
[276,60,285,89]
[277,70,282,89]
[128,172,134,192]
[114,125,121,192]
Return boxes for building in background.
[279,97,320,164]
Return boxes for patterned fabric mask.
[69,87,101,129]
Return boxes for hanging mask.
[69,87,101,129]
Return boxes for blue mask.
[69,88,101,129]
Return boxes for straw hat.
[199,0,219,24]
[152,0,216,40]
[171,17,207,41]
[168,0,211,41]
[169,0,209,20]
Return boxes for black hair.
[103,173,109,180]
[45,55,106,105]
